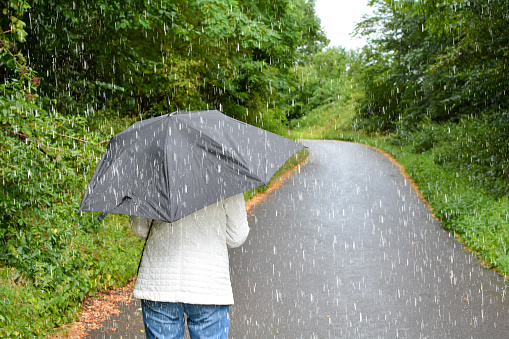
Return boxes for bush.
[390,114,509,199]
[0,88,144,337]
[0,214,143,337]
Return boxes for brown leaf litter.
[50,280,136,339]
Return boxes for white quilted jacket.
[130,193,249,305]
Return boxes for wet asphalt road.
[87,140,509,338]
[228,140,509,338]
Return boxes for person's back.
[130,193,249,338]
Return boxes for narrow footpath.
[86,140,509,338]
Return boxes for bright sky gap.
[314,0,372,50]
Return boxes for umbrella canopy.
[79,110,305,223]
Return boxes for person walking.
[130,193,250,339]
[79,109,303,336]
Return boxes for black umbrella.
[79,110,305,223]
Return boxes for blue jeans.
[141,300,230,339]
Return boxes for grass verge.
[244,147,309,202]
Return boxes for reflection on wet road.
[229,140,509,338]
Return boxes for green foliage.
[353,0,452,131]
[391,115,509,199]
[0,77,143,336]
[420,0,509,117]
[354,0,509,130]
[23,0,327,122]
[0,215,143,337]
[1,1,32,86]
[400,150,509,275]
[284,47,353,120]
[285,48,362,139]
[396,149,509,276]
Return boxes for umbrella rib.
[163,117,174,221]
[202,146,266,184]
[79,110,305,224]
[174,111,296,185]
[173,113,255,176]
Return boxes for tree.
[284,47,351,120]
[22,0,327,127]
[353,0,508,191]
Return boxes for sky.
[314,0,373,50]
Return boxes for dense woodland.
[1,0,508,337]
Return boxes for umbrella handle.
[97,195,131,222]
[136,219,155,278]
